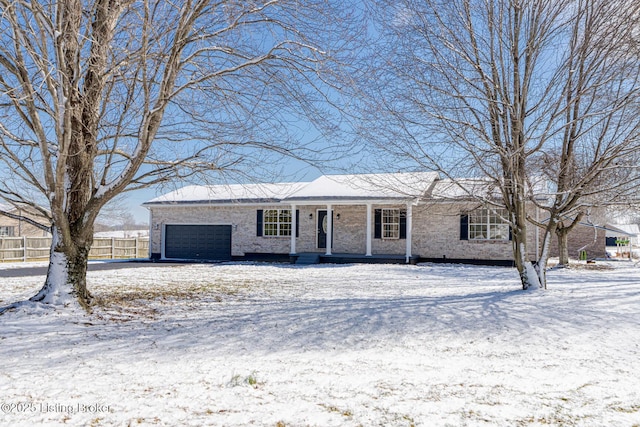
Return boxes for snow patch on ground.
[0,262,639,426]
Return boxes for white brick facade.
[148,201,545,261]
[145,173,604,263]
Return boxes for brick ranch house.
[142,172,605,265]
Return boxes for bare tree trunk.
[30,226,93,310]
[511,198,541,290]
[534,220,557,289]
[556,226,571,266]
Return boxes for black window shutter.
[460,214,469,240]
[296,209,300,238]
[374,209,382,239]
[399,209,407,239]
[256,210,263,236]
[508,226,512,241]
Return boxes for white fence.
[0,236,149,262]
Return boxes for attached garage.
[164,224,232,261]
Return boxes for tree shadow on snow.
[1,264,639,362]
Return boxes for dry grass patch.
[546,261,616,271]
[91,279,258,322]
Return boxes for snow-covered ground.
[0,261,639,426]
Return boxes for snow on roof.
[432,177,551,201]
[283,172,439,202]
[144,182,307,205]
[0,202,50,216]
[145,173,440,206]
[605,223,640,237]
[431,178,501,200]
[0,202,32,212]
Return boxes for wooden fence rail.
[0,237,149,262]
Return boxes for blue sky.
[122,156,343,224]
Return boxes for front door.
[317,210,334,249]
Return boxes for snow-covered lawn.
[1,261,639,426]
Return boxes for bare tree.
[357,0,640,289]
[0,0,358,310]
[527,0,640,274]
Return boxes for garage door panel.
[165,225,232,260]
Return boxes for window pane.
[280,223,292,236]
[279,210,291,222]
[264,209,278,222]
[262,209,292,237]
[490,224,509,240]
[470,224,487,240]
[468,208,508,240]
[382,209,400,239]
[264,223,278,236]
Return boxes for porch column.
[326,204,332,256]
[405,202,413,263]
[290,204,297,255]
[366,203,372,256]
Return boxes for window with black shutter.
[374,208,406,240]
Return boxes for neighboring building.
[604,223,639,259]
[142,173,605,265]
[605,224,640,247]
[0,203,51,238]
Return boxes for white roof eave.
[143,200,285,208]
[281,197,418,206]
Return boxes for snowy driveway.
[1,262,639,426]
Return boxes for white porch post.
[366,203,372,256]
[326,204,332,256]
[535,206,540,261]
[405,202,413,263]
[290,204,297,255]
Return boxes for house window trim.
[374,208,407,240]
[262,208,292,238]
[467,208,510,241]
[381,208,401,240]
[0,226,15,237]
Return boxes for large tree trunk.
[534,225,556,290]
[513,234,541,291]
[511,203,542,291]
[30,227,93,310]
[556,226,571,266]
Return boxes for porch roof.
[282,172,439,205]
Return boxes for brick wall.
[546,223,606,259]
[150,205,292,257]
[412,202,520,261]
[150,202,550,261]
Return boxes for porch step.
[295,253,321,265]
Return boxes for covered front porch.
[280,172,439,265]
[284,201,418,264]
[290,252,421,265]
